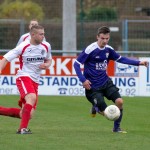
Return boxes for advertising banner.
[0,56,149,96]
[138,57,150,96]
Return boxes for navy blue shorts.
[85,78,121,111]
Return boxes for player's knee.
[30,93,37,102]
[115,98,123,109]
[25,93,37,106]
[97,100,107,112]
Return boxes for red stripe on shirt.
[23,35,29,41]
[41,43,48,52]
[19,44,30,69]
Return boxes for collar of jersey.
[97,43,105,50]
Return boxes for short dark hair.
[97,26,110,36]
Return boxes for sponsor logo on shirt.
[26,57,45,62]
[95,56,100,59]
[106,52,109,58]
[96,60,107,70]
[41,50,45,55]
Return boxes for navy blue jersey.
[74,42,140,89]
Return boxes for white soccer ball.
[104,105,120,121]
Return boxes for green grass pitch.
[0,95,150,150]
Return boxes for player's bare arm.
[0,58,9,74]
[139,61,149,67]
[39,59,52,69]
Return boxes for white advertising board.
[0,56,149,96]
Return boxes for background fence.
[0,0,150,56]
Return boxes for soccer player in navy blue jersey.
[74,26,148,133]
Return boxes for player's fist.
[139,61,149,67]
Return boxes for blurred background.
[0,0,150,56]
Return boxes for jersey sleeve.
[76,49,89,64]
[108,48,121,61]
[108,48,140,66]
[74,49,89,83]
[4,43,26,62]
[74,60,86,83]
[117,56,140,66]
[45,43,52,60]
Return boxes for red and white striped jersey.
[4,40,52,83]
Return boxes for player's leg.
[104,79,127,133]
[85,89,107,117]
[18,93,36,134]
[19,104,35,119]
[107,92,126,133]
[0,106,21,118]
[16,77,38,134]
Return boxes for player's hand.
[39,59,52,69]
[83,80,91,90]
[139,61,149,67]
[39,63,49,69]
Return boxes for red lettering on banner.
[107,60,115,76]
[0,56,11,75]
[0,56,115,76]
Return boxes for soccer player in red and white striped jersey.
[0,25,52,134]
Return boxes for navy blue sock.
[114,109,123,129]
[94,106,100,113]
